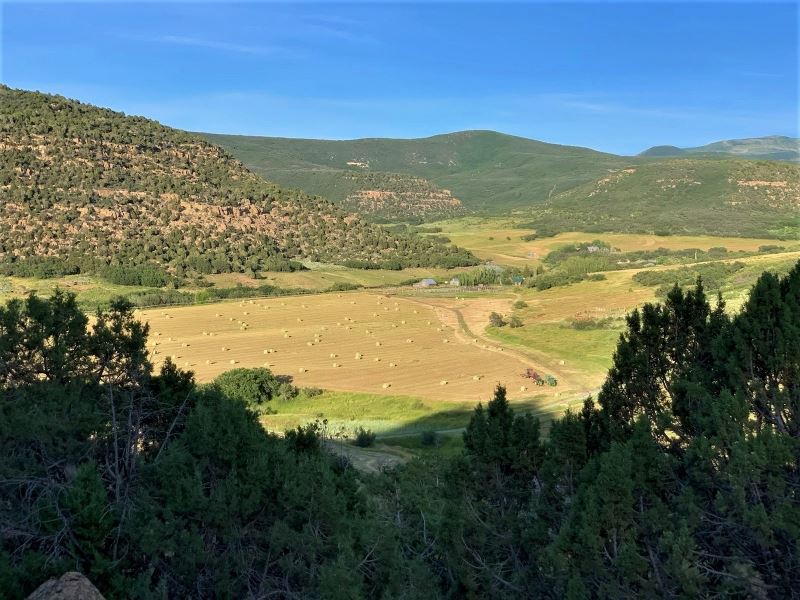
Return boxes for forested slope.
[529,158,800,239]
[202,130,629,214]
[0,86,476,277]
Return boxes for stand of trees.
[1,261,798,598]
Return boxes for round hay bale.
[440,380,448,385]
[184,361,189,367]
[296,317,303,323]
[209,332,215,337]
[283,333,290,338]
[389,362,396,368]
[181,343,189,347]
[373,312,378,317]
[401,320,406,324]
[263,350,269,354]
[375,341,381,347]
[472,375,481,381]
[365,329,371,335]
[354,352,362,360]
[171,355,177,360]
[391,324,397,328]
[443,339,449,343]
[337,322,342,326]
[413,310,418,314]
[306,342,314,347]
[436,328,441,332]
[374,357,381,362]
[155,332,161,336]
[330,353,337,358]
[229,317,234,322]
[559,360,565,365]
[167,337,173,342]
[298,367,306,373]
[215,313,221,317]
[332,362,339,368]
[221,346,227,351]
[406,338,413,343]
[229,359,236,365]
[382,383,391,389]
[520,386,528,392]
[243,311,249,315]
[426,321,431,325]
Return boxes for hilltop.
[529,158,800,239]
[0,86,477,278]
[640,135,799,161]
[201,130,629,216]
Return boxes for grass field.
[137,291,577,407]
[0,274,151,310]
[207,265,466,291]
[424,217,798,266]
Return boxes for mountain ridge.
[640,135,799,161]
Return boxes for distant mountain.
[0,86,477,278]
[201,130,629,217]
[640,136,799,162]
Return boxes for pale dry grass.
[137,292,571,402]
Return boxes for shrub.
[214,368,298,409]
[489,312,506,327]
[102,264,171,287]
[420,430,440,447]
[353,427,377,448]
[303,387,324,398]
[508,316,523,328]
[327,282,363,292]
[512,300,528,309]
[262,257,307,272]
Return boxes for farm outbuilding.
[413,278,438,288]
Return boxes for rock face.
[26,572,105,600]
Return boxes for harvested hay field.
[138,292,576,402]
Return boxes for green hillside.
[640,135,799,162]
[0,86,477,279]
[201,130,630,215]
[529,158,800,239]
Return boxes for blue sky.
[2,1,797,154]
